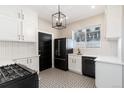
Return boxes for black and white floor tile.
[39,68,95,88]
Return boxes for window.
[73,24,101,48]
[74,29,85,42]
[73,29,86,48]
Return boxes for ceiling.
[27,5,106,24]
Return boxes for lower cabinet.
[14,56,39,73]
[95,62,122,88]
[68,55,82,74]
[27,57,39,73]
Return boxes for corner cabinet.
[105,6,122,39]
[0,6,38,42]
[68,54,82,74]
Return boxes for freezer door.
[54,57,68,71]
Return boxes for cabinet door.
[95,62,122,88]
[0,15,19,41]
[0,6,19,19]
[0,6,20,41]
[106,6,122,39]
[75,56,82,74]
[22,8,37,42]
[68,55,74,70]
[22,22,36,42]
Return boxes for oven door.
[0,73,39,88]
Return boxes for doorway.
[38,32,52,71]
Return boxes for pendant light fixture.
[52,5,66,30]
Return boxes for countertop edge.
[95,59,124,66]
[68,53,124,66]
[12,55,40,60]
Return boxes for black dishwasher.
[82,56,96,78]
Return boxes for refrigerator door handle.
[58,40,60,56]
[55,58,66,61]
[55,50,58,56]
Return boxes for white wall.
[38,18,59,38]
[60,14,118,56]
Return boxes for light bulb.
[56,18,58,21]
[91,5,95,9]
[60,18,63,22]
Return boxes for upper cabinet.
[21,8,38,42]
[0,6,38,42]
[0,6,19,19]
[105,6,122,39]
[0,6,19,41]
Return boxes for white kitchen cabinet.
[75,56,82,74]
[95,61,122,88]
[22,22,36,42]
[0,6,38,42]
[0,6,20,41]
[14,56,39,73]
[106,6,122,39]
[68,54,82,74]
[21,8,37,42]
[68,55,75,70]
[0,6,19,19]
[0,15,20,41]
[27,57,39,73]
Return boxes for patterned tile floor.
[39,68,95,88]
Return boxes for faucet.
[77,48,81,55]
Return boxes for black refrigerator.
[54,38,73,71]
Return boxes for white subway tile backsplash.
[0,41,36,59]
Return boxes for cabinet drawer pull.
[18,35,20,40]
[22,35,24,40]
[30,59,32,63]
[27,59,29,64]
[22,14,24,20]
[18,13,21,19]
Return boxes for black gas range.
[0,64,39,88]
